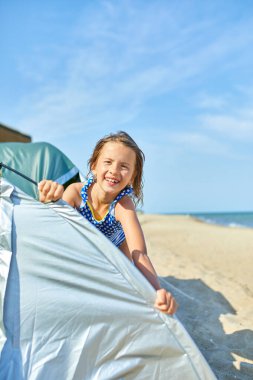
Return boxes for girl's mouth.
[105,177,119,185]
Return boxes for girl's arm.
[117,210,161,290]
[62,183,83,207]
[115,196,178,315]
[38,180,82,207]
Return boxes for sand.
[139,214,253,380]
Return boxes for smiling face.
[92,142,136,198]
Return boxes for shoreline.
[139,213,253,379]
[190,214,253,229]
[152,211,253,230]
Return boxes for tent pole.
[0,162,38,186]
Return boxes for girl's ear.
[89,168,97,182]
[130,171,136,185]
[92,172,97,182]
[91,163,97,175]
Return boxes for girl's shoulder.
[114,194,136,220]
[66,182,84,193]
[117,194,135,207]
[62,182,84,207]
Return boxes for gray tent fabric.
[0,178,216,380]
[0,142,82,199]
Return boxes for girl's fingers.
[39,192,46,202]
[155,289,178,315]
[53,184,64,200]
[155,288,167,306]
[38,180,63,202]
[38,179,47,192]
[46,181,59,200]
[166,293,178,315]
[38,180,53,195]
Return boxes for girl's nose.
[109,164,119,175]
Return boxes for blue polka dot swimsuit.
[78,176,133,247]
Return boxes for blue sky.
[1,0,253,213]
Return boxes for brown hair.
[87,131,145,206]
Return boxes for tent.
[0,142,83,199]
[0,143,216,379]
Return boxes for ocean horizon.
[159,211,253,228]
[187,211,253,229]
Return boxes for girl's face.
[92,142,136,197]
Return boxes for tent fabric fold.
[0,178,216,379]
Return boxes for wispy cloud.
[194,87,253,142]
[200,110,253,141]
[9,1,253,144]
[167,131,228,154]
[195,92,229,110]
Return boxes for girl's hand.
[38,180,64,203]
[154,288,178,315]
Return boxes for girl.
[39,131,177,315]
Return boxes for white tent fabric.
[0,178,216,380]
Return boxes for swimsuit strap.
[109,186,133,212]
[81,175,133,211]
[80,175,94,203]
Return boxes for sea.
[189,211,253,229]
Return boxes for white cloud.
[193,85,253,143]
[200,112,253,141]
[9,1,253,145]
[165,131,230,156]
[195,93,229,110]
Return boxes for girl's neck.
[89,183,114,209]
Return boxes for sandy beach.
[139,214,253,380]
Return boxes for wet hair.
[87,131,145,206]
